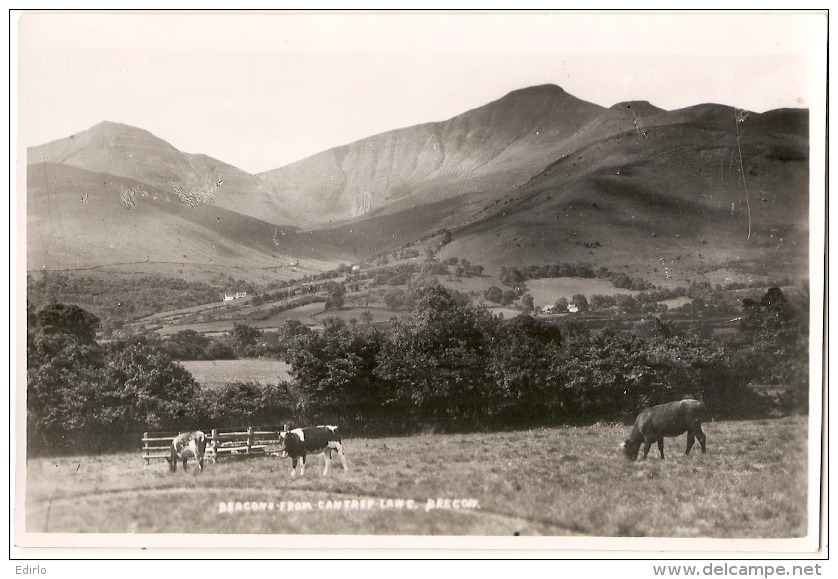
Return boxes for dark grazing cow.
[279,425,348,477]
[621,399,707,460]
[167,431,208,472]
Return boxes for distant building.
[567,303,579,313]
[223,291,248,302]
[542,305,556,314]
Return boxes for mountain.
[28,121,289,223]
[428,106,809,283]
[25,85,810,285]
[259,85,608,226]
[26,161,357,275]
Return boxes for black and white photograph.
[11,9,827,560]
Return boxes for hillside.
[313,103,809,285]
[259,85,608,226]
[28,121,291,225]
[26,161,356,273]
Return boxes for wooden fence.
[142,426,285,466]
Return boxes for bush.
[191,381,298,427]
[27,306,201,455]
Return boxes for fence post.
[247,427,253,454]
[212,428,218,462]
[143,432,149,466]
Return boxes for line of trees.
[26,283,807,454]
[499,262,655,291]
[285,285,808,431]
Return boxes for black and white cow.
[167,431,208,472]
[279,425,348,477]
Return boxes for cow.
[279,425,348,477]
[621,399,707,460]
[167,431,208,473]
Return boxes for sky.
[15,11,827,174]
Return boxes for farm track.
[27,484,586,536]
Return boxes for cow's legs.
[299,454,306,477]
[182,458,188,471]
[686,431,695,454]
[291,457,298,477]
[323,450,331,476]
[696,426,707,453]
[657,438,665,459]
[336,444,349,472]
[324,442,348,474]
[642,440,653,459]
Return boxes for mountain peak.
[610,100,666,115]
[507,83,566,95]
[500,84,572,101]
[492,84,604,115]
[85,120,156,138]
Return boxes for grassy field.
[181,359,292,389]
[24,416,810,538]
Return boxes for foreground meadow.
[24,416,809,538]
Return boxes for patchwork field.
[181,359,293,389]
[23,416,811,541]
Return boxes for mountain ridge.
[26,84,810,285]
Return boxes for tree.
[740,287,797,337]
[101,341,200,433]
[33,303,100,344]
[165,329,210,360]
[27,331,106,448]
[286,317,385,420]
[500,289,517,306]
[487,315,562,421]
[375,286,492,420]
[615,294,640,314]
[27,304,202,453]
[484,286,503,304]
[739,287,807,409]
[499,267,524,286]
[282,319,311,340]
[552,329,655,420]
[192,381,297,427]
[589,294,615,311]
[520,294,535,315]
[324,282,346,310]
[571,294,589,313]
[231,322,261,356]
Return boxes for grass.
[180,359,292,389]
[24,416,810,538]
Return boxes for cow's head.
[278,428,289,458]
[620,440,641,461]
